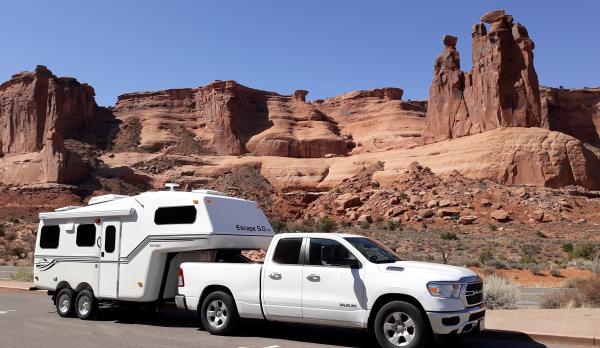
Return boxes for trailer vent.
[88,194,130,205]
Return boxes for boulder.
[459,215,478,225]
[336,193,361,209]
[491,209,511,222]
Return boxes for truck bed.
[178,262,264,319]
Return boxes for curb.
[526,332,598,347]
[485,329,598,346]
[0,285,42,292]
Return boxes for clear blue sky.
[1,1,598,106]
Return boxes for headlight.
[427,282,463,299]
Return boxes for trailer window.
[154,206,197,225]
[76,224,96,247]
[272,238,302,265]
[40,225,60,249]
[105,226,116,253]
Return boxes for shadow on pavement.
[99,306,547,348]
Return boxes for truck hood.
[378,261,478,281]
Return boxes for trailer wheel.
[200,291,239,335]
[374,301,429,348]
[55,288,76,318]
[75,290,98,320]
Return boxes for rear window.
[154,206,197,225]
[40,225,60,249]
[76,224,96,247]
[272,238,303,265]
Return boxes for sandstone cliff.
[542,86,600,146]
[0,66,98,184]
[422,10,543,143]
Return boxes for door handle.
[268,272,282,280]
[306,274,320,282]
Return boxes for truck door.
[261,237,304,318]
[301,238,366,324]
[98,221,121,299]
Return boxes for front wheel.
[200,291,239,335]
[75,290,98,320]
[374,301,430,348]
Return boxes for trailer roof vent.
[88,194,130,205]
[191,189,227,196]
[165,183,180,191]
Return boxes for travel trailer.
[33,184,274,319]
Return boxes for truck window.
[308,238,355,266]
[105,226,116,253]
[154,206,197,225]
[76,224,97,247]
[40,225,60,249]
[272,238,302,265]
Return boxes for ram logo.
[340,303,357,308]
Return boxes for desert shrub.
[528,263,544,275]
[572,242,597,261]
[486,259,509,270]
[0,224,4,237]
[479,248,494,264]
[10,218,20,224]
[483,275,520,309]
[562,242,574,254]
[550,267,562,277]
[508,262,524,270]
[386,220,401,231]
[440,232,458,241]
[540,277,600,308]
[520,244,541,264]
[315,217,337,233]
[488,224,498,232]
[359,221,370,230]
[287,218,316,232]
[10,268,33,282]
[563,277,585,288]
[464,259,481,268]
[535,231,547,238]
[269,220,287,233]
[591,257,600,275]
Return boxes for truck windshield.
[344,237,401,264]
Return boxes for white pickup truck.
[176,233,485,348]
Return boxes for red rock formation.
[113,81,351,158]
[0,66,93,184]
[422,10,544,143]
[542,87,600,146]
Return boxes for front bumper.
[427,305,485,335]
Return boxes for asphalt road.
[0,289,590,348]
[0,266,21,280]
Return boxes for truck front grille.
[465,281,484,306]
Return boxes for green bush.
[359,221,370,230]
[562,242,574,254]
[386,220,401,231]
[520,244,541,264]
[440,232,459,241]
[479,248,494,264]
[269,220,287,233]
[315,217,337,233]
[572,242,597,261]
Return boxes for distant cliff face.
[422,10,543,144]
[0,66,99,184]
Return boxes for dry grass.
[540,276,600,308]
[483,275,520,309]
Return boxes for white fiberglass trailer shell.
[34,190,274,303]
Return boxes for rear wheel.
[374,301,429,348]
[75,290,98,320]
[200,291,239,335]
[55,288,75,318]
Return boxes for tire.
[374,301,430,348]
[200,291,239,335]
[74,290,98,320]
[55,288,76,318]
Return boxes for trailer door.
[98,221,121,299]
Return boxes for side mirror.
[330,257,360,269]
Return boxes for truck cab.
[177,233,485,348]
